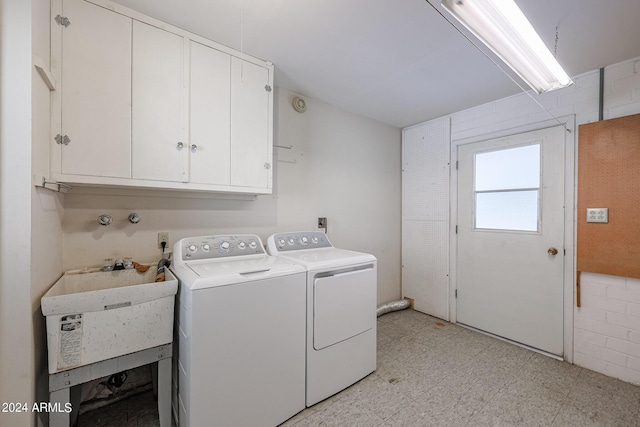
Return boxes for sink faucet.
[103,258,134,272]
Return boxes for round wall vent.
[292,96,307,113]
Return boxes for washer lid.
[275,247,376,271]
[184,255,305,288]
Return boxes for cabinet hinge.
[54,134,70,146]
[264,162,271,170]
[55,15,71,28]
[264,85,272,92]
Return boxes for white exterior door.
[456,126,565,355]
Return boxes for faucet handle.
[128,213,141,224]
[98,214,112,226]
[103,258,114,271]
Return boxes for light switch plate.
[587,208,608,223]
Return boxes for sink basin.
[42,267,178,374]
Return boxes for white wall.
[576,273,640,385]
[62,87,402,305]
[0,1,35,426]
[31,0,65,424]
[407,55,640,385]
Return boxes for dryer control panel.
[267,231,332,253]
[174,235,265,261]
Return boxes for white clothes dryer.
[266,231,377,406]
[170,235,306,427]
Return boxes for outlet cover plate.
[587,208,608,223]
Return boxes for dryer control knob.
[278,238,286,246]
[219,241,230,252]
[287,238,295,245]
[311,236,319,244]
[300,236,309,245]
[238,242,246,250]
[202,244,211,252]
[187,244,198,253]
[249,241,257,249]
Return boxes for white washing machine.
[170,235,306,427]
[266,231,377,406]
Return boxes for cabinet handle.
[177,142,184,150]
[190,144,198,153]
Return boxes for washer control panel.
[177,235,264,261]
[268,231,332,253]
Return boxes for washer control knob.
[249,241,258,249]
[187,244,198,253]
[300,236,309,245]
[287,238,295,245]
[202,243,211,252]
[219,241,230,252]
[278,238,286,246]
[238,242,246,250]
[311,236,319,244]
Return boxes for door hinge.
[55,15,71,28]
[455,225,458,234]
[455,289,458,298]
[55,134,70,146]
[456,160,458,170]
[264,85,272,92]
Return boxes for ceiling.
[111,0,640,128]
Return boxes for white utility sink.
[42,267,178,374]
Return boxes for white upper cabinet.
[231,58,272,189]
[59,0,132,178]
[189,41,231,186]
[51,0,274,194]
[132,21,185,183]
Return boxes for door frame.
[448,115,576,362]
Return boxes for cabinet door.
[230,58,271,188]
[61,0,131,178]
[189,41,231,185]
[132,21,185,182]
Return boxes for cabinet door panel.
[189,42,231,185]
[230,58,270,188]
[61,0,131,178]
[132,21,185,182]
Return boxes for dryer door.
[313,265,376,350]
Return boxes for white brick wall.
[575,274,640,385]
[406,55,640,385]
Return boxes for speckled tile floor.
[79,309,640,426]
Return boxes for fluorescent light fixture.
[441,0,573,93]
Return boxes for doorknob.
[547,247,558,256]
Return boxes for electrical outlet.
[158,232,169,249]
[586,208,608,223]
[318,217,327,228]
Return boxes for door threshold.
[457,323,564,361]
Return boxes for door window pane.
[476,190,539,231]
[474,143,541,232]
[476,144,540,191]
